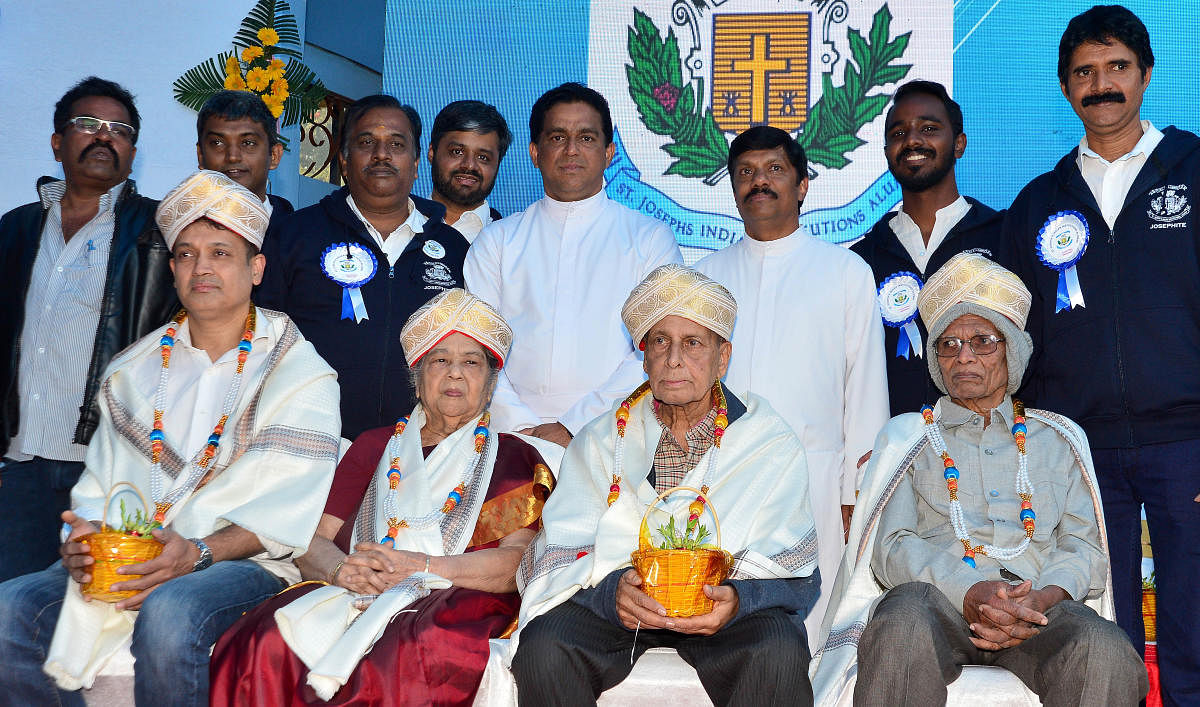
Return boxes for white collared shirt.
[888,195,971,274]
[10,181,124,462]
[448,200,494,244]
[262,195,274,218]
[346,195,427,266]
[1077,120,1164,229]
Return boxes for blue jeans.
[1092,438,1200,707]
[0,559,285,707]
[0,457,85,582]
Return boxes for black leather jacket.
[0,178,178,455]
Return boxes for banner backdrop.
[385,0,1199,262]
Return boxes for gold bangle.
[424,554,431,573]
[329,559,346,585]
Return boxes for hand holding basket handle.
[80,481,166,603]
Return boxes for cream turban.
[621,264,737,344]
[155,170,269,250]
[400,288,513,367]
[918,252,1034,394]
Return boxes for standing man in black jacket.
[0,77,177,581]
[852,80,1007,416]
[1006,6,1200,703]
[257,95,469,441]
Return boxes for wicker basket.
[630,486,732,617]
[80,481,165,603]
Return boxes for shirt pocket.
[1029,479,1066,543]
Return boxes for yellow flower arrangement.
[225,55,241,75]
[245,66,271,92]
[224,72,247,91]
[257,27,279,46]
[271,77,289,98]
[241,45,264,63]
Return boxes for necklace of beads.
[379,411,490,546]
[149,305,256,523]
[920,399,1034,567]
[608,382,729,532]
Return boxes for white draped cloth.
[809,408,1113,706]
[274,405,563,701]
[695,228,889,637]
[501,389,818,666]
[464,189,682,433]
[43,308,341,690]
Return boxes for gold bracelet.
[424,554,431,573]
[329,559,346,585]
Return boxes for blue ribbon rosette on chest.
[1037,210,1089,312]
[321,242,378,323]
[877,271,924,359]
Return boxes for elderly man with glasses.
[813,252,1146,706]
[0,76,177,581]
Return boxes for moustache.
[79,142,120,168]
[451,169,483,181]
[364,162,399,175]
[1081,91,1126,107]
[748,185,777,199]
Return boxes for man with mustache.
[1005,6,1200,702]
[695,126,888,639]
[0,77,177,581]
[852,81,1009,417]
[196,90,293,226]
[427,100,510,243]
[464,82,682,446]
[257,94,469,440]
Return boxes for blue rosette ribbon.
[320,242,378,323]
[877,271,924,359]
[1036,210,1089,312]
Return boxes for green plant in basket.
[655,515,717,551]
[117,498,162,537]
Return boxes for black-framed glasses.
[934,334,1005,357]
[65,116,137,141]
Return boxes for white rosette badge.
[321,243,378,323]
[1037,210,1090,312]
[878,271,924,359]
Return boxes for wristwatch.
[189,537,214,572]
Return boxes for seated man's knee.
[869,583,940,629]
[131,582,208,661]
[512,611,578,680]
[1055,603,1144,678]
[741,610,810,669]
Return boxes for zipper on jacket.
[379,261,395,423]
[1107,226,1133,446]
[389,265,395,279]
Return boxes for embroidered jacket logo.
[1148,184,1190,225]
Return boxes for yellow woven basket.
[630,486,732,617]
[81,481,165,603]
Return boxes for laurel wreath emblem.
[626,4,912,180]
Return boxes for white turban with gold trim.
[155,170,269,250]
[621,264,737,345]
[400,288,513,367]
[918,252,1034,394]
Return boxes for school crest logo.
[589,0,952,260]
[1148,184,1190,224]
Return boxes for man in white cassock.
[508,264,820,706]
[464,82,682,447]
[695,126,888,633]
[0,171,340,706]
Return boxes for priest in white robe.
[508,264,820,706]
[464,82,681,445]
[0,171,341,706]
[695,126,889,635]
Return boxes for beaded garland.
[607,382,730,529]
[379,411,490,546]
[150,305,256,523]
[920,400,1035,567]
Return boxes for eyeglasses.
[934,334,1005,358]
[65,116,137,141]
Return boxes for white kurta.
[464,189,682,433]
[695,227,889,635]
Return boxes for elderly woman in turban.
[209,288,560,705]
[811,253,1146,706]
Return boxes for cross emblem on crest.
[712,13,811,132]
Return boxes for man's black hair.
[888,80,964,136]
[197,90,280,145]
[339,94,422,158]
[1058,5,1154,86]
[528,82,613,145]
[726,125,807,183]
[53,77,140,144]
[431,100,513,159]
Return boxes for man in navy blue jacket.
[853,81,1007,416]
[1006,7,1200,702]
[257,95,469,440]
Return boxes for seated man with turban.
[0,171,341,705]
[810,253,1146,705]
[509,264,820,705]
[209,288,562,705]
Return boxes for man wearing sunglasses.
[0,76,177,582]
